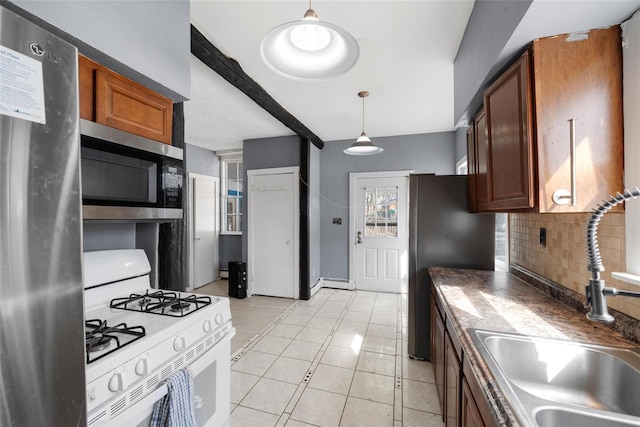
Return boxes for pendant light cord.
[362,95,366,134]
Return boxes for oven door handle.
[110,383,169,426]
[105,326,235,426]
[105,357,205,427]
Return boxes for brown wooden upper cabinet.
[79,55,173,145]
[468,26,624,212]
[468,109,490,212]
[466,125,478,213]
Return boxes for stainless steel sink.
[535,407,640,427]
[469,329,640,427]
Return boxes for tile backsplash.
[510,212,640,320]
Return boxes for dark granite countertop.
[428,267,638,427]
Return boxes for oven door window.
[81,147,157,204]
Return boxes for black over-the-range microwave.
[80,119,184,220]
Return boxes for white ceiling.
[186,0,475,151]
[186,0,640,153]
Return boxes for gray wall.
[454,0,532,125]
[234,135,320,293]
[184,143,227,278]
[11,0,190,101]
[83,223,160,287]
[454,127,469,166]
[83,223,136,251]
[187,136,303,272]
[220,235,243,270]
[243,136,302,172]
[320,132,456,280]
[185,143,220,177]
[241,135,302,262]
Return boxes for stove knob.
[135,358,148,376]
[173,335,186,352]
[108,372,127,392]
[214,313,224,326]
[203,319,212,333]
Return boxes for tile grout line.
[394,292,404,423]
[289,288,356,426]
[335,289,363,427]
[280,290,339,420]
[231,290,336,423]
[231,299,301,361]
[231,288,414,426]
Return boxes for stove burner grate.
[109,290,212,317]
[85,319,146,364]
[88,335,112,352]
[170,301,191,312]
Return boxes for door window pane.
[364,187,398,238]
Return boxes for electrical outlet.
[539,228,547,247]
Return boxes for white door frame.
[187,173,220,291]
[247,166,300,299]
[349,170,413,290]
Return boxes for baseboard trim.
[310,279,323,297]
[321,278,351,290]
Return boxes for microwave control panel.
[162,160,183,208]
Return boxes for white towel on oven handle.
[150,367,196,427]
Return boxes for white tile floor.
[227,288,445,427]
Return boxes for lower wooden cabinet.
[431,289,498,427]
[462,360,498,427]
[432,296,446,412]
[462,378,485,427]
[445,332,461,427]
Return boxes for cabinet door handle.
[569,118,577,206]
[552,118,578,206]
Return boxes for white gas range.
[84,250,234,427]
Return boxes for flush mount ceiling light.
[344,91,383,155]
[260,1,360,82]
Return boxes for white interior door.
[190,174,219,289]
[351,173,410,293]
[248,167,299,299]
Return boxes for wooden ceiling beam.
[191,24,324,149]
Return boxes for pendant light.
[344,91,384,155]
[260,1,360,82]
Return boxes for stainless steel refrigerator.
[408,174,495,360]
[0,5,86,426]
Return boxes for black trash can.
[228,261,247,299]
